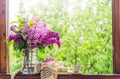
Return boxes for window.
[9,0,112,74]
[0,0,120,75]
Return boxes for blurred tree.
[10,0,112,74]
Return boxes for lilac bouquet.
[8,16,61,52]
[44,57,55,62]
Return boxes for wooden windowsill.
[8,73,120,79]
[0,74,11,79]
[1,73,120,79]
[58,74,120,79]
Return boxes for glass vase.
[22,48,37,74]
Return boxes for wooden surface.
[112,0,120,74]
[1,74,120,79]
[14,74,40,79]
[0,0,8,73]
[0,74,10,79]
[58,74,120,79]
[10,74,120,79]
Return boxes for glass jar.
[22,48,37,74]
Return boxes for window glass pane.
[9,0,112,74]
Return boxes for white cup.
[73,64,80,73]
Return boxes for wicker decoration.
[34,63,57,79]
[41,67,54,79]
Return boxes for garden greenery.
[10,0,112,74]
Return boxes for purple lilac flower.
[8,33,15,41]
[8,17,61,52]
[21,22,49,48]
[13,34,21,42]
[21,21,30,35]
[44,57,55,62]
[42,31,61,47]
[21,18,61,48]
[40,23,47,27]
[10,25,18,31]
[8,33,21,42]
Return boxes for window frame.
[112,0,120,74]
[0,0,8,73]
[0,0,120,74]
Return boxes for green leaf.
[10,21,18,24]
[28,20,35,27]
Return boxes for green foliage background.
[10,0,112,74]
